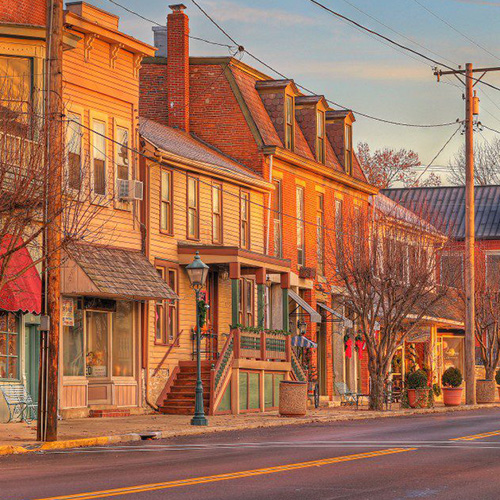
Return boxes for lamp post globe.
[187,251,209,426]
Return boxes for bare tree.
[0,76,108,299]
[357,141,441,189]
[325,196,451,410]
[448,137,500,186]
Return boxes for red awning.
[0,237,41,314]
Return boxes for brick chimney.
[167,4,189,131]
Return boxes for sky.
[85,0,500,184]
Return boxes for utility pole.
[42,0,64,441]
[435,63,500,405]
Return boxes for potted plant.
[406,369,428,408]
[441,367,463,406]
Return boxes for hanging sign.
[62,297,75,327]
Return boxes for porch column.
[281,272,290,332]
[230,262,240,328]
[256,267,266,329]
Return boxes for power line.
[411,0,500,63]
[307,0,500,93]
[338,0,459,67]
[189,1,461,128]
[102,0,236,50]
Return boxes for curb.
[2,404,500,457]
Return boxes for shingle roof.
[139,117,260,181]
[67,243,178,301]
[382,185,500,240]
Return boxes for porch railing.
[233,328,291,362]
[209,331,234,415]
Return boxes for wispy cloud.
[450,0,500,6]
[203,1,320,26]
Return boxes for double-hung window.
[344,124,353,175]
[212,183,222,244]
[92,120,106,195]
[335,199,344,268]
[161,169,173,233]
[441,253,463,288]
[296,186,305,266]
[317,111,325,164]
[116,126,129,182]
[155,266,178,344]
[285,95,294,150]
[187,176,199,239]
[486,253,500,290]
[272,179,282,258]
[316,192,324,275]
[67,114,82,191]
[240,191,250,249]
[0,312,18,380]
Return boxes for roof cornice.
[262,145,378,195]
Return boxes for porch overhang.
[317,302,354,328]
[177,244,291,273]
[289,290,321,323]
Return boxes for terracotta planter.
[442,387,463,406]
[476,379,496,403]
[407,388,428,408]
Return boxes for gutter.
[265,154,273,255]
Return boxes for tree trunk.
[369,370,386,411]
[484,366,495,381]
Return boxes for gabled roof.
[382,185,500,240]
[140,118,264,184]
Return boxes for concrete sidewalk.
[2,403,500,455]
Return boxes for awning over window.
[64,243,178,301]
[288,289,321,323]
[291,335,317,348]
[0,237,41,314]
[317,302,354,328]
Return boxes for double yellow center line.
[451,429,500,441]
[35,447,415,500]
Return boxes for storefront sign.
[62,297,75,327]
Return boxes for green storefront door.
[25,324,40,404]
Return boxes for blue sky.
[87,0,500,183]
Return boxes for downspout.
[139,150,159,412]
[265,154,274,255]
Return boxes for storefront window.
[0,312,18,380]
[112,301,133,377]
[442,337,464,374]
[86,311,109,378]
[63,307,84,376]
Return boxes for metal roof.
[382,185,500,240]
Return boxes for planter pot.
[476,379,496,403]
[279,381,307,416]
[442,387,463,406]
[407,388,428,408]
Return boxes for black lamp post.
[186,251,209,426]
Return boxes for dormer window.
[316,110,325,164]
[285,95,294,150]
[344,123,353,175]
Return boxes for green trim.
[231,278,239,328]
[282,288,289,333]
[257,283,265,329]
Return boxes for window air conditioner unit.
[117,179,143,201]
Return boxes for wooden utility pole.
[44,0,64,441]
[435,63,500,405]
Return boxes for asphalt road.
[4,409,500,500]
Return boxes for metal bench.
[335,382,367,408]
[0,383,37,423]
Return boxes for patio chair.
[335,382,367,408]
[0,383,37,423]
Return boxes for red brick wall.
[0,0,45,25]
[189,63,265,174]
[139,62,168,125]
[167,7,189,131]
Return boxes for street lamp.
[186,251,209,426]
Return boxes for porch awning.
[317,302,354,328]
[0,237,41,314]
[289,290,321,323]
[64,243,178,301]
[291,335,317,348]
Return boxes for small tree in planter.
[495,370,500,400]
[442,367,463,406]
[406,370,429,408]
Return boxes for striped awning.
[291,335,317,348]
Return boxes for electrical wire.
[411,0,500,63]
[189,0,460,128]
[307,0,500,93]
